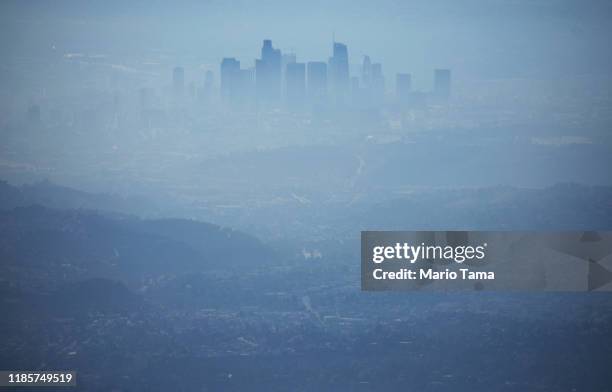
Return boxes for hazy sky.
[2,0,612,86]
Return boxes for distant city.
[2,1,612,390]
[171,40,451,111]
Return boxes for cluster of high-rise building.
[216,39,451,111]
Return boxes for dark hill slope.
[0,205,274,292]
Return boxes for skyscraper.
[306,61,327,104]
[434,69,451,99]
[282,53,296,76]
[281,53,296,98]
[198,70,214,101]
[232,68,255,108]
[285,62,306,109]
[362,55,372,88]
[371,63,385,101]
[220,58,254,108]
[328,42,349,103]
[173,66,185,96]
[220,58,240,101]
[256,39,282,105]
[360,55,384,106]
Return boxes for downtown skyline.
[212,39,451,110]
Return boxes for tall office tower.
[285,62,306,109]
[220,58,240,101]
[306,61,327,103]
[328,42,349,103]
[362,55,372,87]
[197,71,214,102]
[255,39,282,104]
[371,63,385,101]
[282,53,296,76]
[173,66,185,96]
[396,73,412,103]
[231,68,255,108]
[197,70,213,102]
[282,53,296,67]
[281,53,296,97]
[434,69,451,99]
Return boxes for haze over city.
[1,1,612,391]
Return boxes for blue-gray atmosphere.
[1,1,612,390]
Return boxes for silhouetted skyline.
[217,39,451,110]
